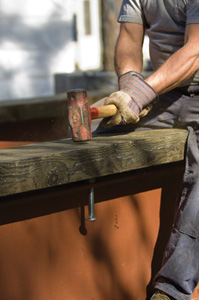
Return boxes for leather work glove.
[102,71,158,128]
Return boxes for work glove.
[102,71,158,128]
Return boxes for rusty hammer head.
[67,88,92,142]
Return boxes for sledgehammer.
[67,88,117,142]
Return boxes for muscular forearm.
[114,44,143,76]
[146,24,199,95]
[114,23,144,77]
[146,45,199,95]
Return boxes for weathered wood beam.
[0,129,188,197]
[0,90,108,123]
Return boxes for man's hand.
[101,91,153,127]
[102,71,158,128]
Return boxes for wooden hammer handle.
[91,104,117,120]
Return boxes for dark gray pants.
[93,86,199,300]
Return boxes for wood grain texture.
[0,129,188,197]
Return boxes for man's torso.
[118,0,199,85]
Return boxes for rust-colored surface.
[0,141,198,300]
[0,141,35,149]
[0,191,160,300]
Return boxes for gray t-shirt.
[118,0,199,85]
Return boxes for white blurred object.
[0,0,102,100]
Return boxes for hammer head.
[67,88,92,142]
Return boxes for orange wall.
[0,190,161,300]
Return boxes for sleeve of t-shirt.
[117,0,145,24]
[186,0,199,24]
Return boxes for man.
[93,1,199,300]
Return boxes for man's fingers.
[139,104,153,118]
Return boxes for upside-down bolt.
[86,179,97,221]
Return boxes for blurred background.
[0,0,151,101]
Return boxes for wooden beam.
[0,90,108,124]
[0,162,184,225]
[0,129,188,197]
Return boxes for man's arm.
[101,22,156,127]
[146,23,199,95]
[114,22,145,76]
[102,22,199,127]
